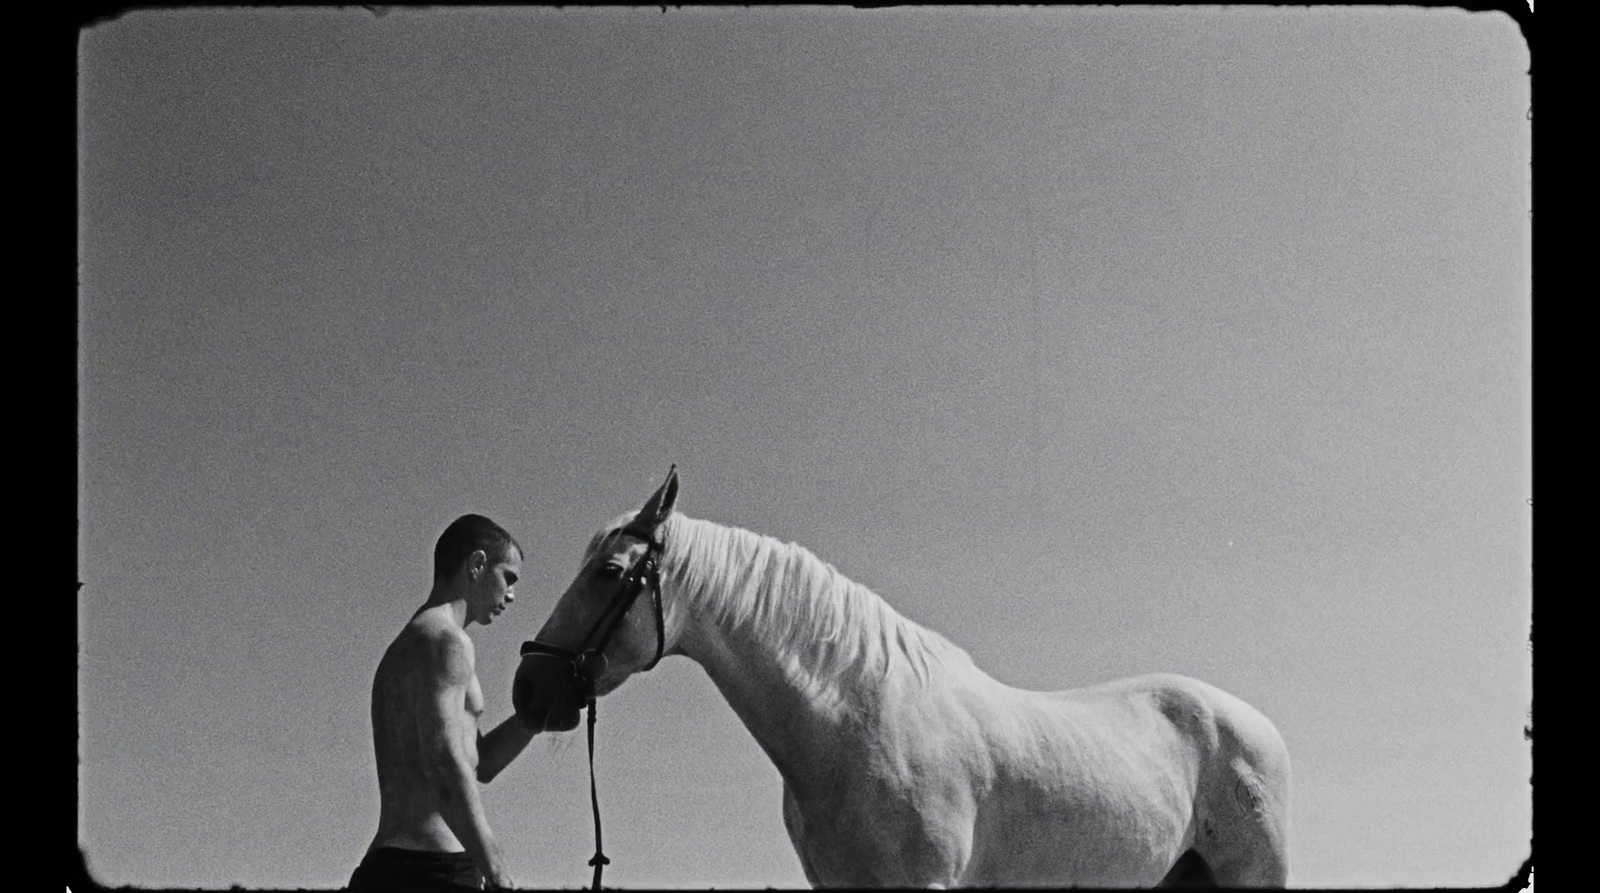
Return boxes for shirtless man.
[350,514,536,891]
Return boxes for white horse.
[515,470,1290,888]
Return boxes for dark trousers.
[347,846,485,891]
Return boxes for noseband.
[518,524,667,892]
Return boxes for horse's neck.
[667,522,902,790]
[679,611,859,792]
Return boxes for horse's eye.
[597,564,624,578]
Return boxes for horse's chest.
[794,798,966,886]
[790,750,977,886]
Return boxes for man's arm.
[477,714,537,784]
[415,630,513,888]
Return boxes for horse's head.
[513,467,680,733]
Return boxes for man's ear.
[466,549,488,580]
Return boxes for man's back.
[368,609,485,853]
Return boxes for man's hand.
[513,653,586,733]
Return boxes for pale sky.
[78,8,1530,889]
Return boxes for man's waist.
[371,817,467,856]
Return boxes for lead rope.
[586,696,609,891]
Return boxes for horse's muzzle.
[513,651,589,732]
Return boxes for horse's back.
[964,673,1289,887]
[959,674,1214,886]
[1060,674,1290,842]
[1049,673,1287,774]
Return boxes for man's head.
[435,514,524,625]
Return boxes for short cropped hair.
[434,514,521,581]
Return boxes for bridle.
[519,522,667,891]
[521,523,666,681]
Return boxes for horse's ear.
[637,465,679,528]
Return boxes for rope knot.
[589,853,611,868]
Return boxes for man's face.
[467,546,521,626]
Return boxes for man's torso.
[368,609,484,852]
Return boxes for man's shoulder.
[397,609,474,677]
[404,607,470,641]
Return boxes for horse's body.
[518,473,1289,888]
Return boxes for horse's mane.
[633,513,973,700]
